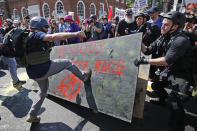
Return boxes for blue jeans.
[0,56,19,84]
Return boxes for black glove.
[134,56,149,67]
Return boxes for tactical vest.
[20,31,52,67]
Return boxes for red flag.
[0,18,2,27]
[108,8,113,21]
[77,16,80,25]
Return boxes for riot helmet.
[30,17,49,29]
[163,11,186,29]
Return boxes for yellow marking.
[112,81,117,88]
[146,81,153,91]
[128,50,135,57]
[113,52,119,57]
[192,89,197,97]
[103,80,108,87]
[0,72,29,95]
[147,85,153,91]
[90,57,95,63]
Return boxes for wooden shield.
[48,33,144,122]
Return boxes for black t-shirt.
[137,22,161,46]
[165,34,192,76]
[116,19,137,36]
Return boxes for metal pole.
[152,0,156,7]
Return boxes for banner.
[185,0,197,10]
[115,8,125,20]
[28,5,40,18]
[134,0,148,10]
[48,33,143,122]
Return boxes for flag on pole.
[108,8,113,21]
[76,16,80,25]
[0,18,2,27]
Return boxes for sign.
[185,0,197,10]
[134,0,148,10]
[52,9,67,21]
[48,33,143,122]
[28,5,40,18]
[115,8,125,20]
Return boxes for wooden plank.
[48,33,143,123]
[132,54,150,119]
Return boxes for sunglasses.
[44,25,49,28]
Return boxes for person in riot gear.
[135,12,163,100]
[135,12,161,46]
[135,11,193,131]
[26,17,92,123]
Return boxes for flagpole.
[105,0,109,14]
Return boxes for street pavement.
[0,67,196,131]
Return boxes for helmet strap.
[40,28,48,33]
[164,23,175,36]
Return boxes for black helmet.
[143,13,150,21]
[90,14,97,19]
[135,12,146,19]
[30,17,49,28]
[113,16,119,21]
[163,11,186,29]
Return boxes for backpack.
[0,28,30,66]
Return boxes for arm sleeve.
[165,36,191,65]
[36,32,47,41]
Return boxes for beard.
[41,28,48,33]
[125,15,134,24]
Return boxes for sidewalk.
[0,68,196,131]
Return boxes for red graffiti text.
[56,74,82,99]
[56,40,104,56]
[94,60,125,75]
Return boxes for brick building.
[0,0,126,22]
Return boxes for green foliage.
[126,0,135,8]
[126,0,163,9]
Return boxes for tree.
[126,0,135,8]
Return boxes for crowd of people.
[0,5,197,131]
